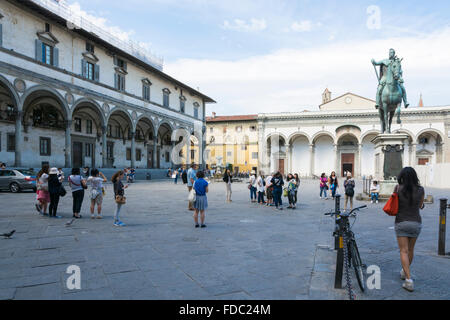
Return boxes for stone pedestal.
[372,133,409,196]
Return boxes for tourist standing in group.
[248,171,257,203]
[82,167,90,179]
[329,171,339,200]
[294,173,300,205]
[343,172,355,211]
[48,167,62,218]
[87,169,107,219]
[370,180,380,204]
[265,173,274,207]
[223,169,233,202]
[286,173,298,209]
[57,168,65,182]
[271,171,284,210]
[68,168,86,219]
[256,172,266,204]
[187,164,198,210]
[36,165,50,215]
[394,167,425,292]
[181,167,188,184]
[319,173,328,199]
[193,170,209,228]
[112,170,128,227]
[173,168,179,184]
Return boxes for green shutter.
[0,24,3,47]
[94,64,100,82]
[53,47,59,67]
[81,59,86,77]
[35,39,43,62]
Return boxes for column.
[285,144,290,175]
[14,111,22,167]
[130,131,136,168]
[102,126,107,168]
[334,144,339,176]
[309,144,315,178]
[357,143,362,178]
[65,120,72,168]
[411,143,417,166]
[171,141,176,168]
[152,131,158,169]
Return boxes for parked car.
[0,169,37,193]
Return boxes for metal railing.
[30,0,164,71]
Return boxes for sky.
[65,0,450,115]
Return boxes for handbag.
[59,185,67,197]
[188,185,196,203]
[91,188,99,200]
[383,186,399,216]
[115,195,126,204]
[283,188,288,197]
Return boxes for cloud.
[165,27,450,115]
[222,18,267,32]
[290,20,314,32]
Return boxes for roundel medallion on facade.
[102,103,110,114]
[14,79,26,93]
[131,111,138,121]
[345,96,352,104]
[65,92,74,105]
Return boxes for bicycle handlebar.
[324,205,367,216]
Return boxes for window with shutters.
[74,118,82,132]
[86,120,93,134]
[115,73,125,91]
[136,149,142,161]
[39,137,51,156]
[194,106,199,119]
[180,96,186,113]
[143,84,150,101]
[85,61,94,80]
[7,133,15,152]
[163,89,170,107]
[42,43,53,65]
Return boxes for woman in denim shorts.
[395,167,425,292]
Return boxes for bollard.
[438,198,447,256]
[334,234,344,289]
[334,195,341,250]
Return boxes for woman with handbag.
[394,167,425,292]
[193,170,208,228]
[319,173,328,200]
[328,171,339,200]
[223,169,233,202]
[87,169,107,220]
[112,170,128,227]
[36,165,50,215]
[48,167,63,218]
[69,168,87,219]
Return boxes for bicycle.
[325,205,367,300]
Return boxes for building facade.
[258,90,450,179]
[0,0,214,170]
[205,113,258,173]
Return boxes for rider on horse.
[372,48,409,109]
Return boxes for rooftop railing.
[30,0,164,71]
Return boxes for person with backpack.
[343,172,355,211]
[271,171,284,210]
[286,173,298,209]
[48,167,63,218]
[265,173,274,207]
[248,171,257,203]
[256,172,266,204]
[193,170,209,228]
[223,169,233,202]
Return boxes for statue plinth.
[371,133,409,195]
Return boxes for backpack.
[345,180,355,197]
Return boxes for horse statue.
[372,49,409,134]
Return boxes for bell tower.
[322,88,331,104]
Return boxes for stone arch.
[416,128,445,164]
[107,108,133,141]
[20,85,69,118]
[288,131,312,145]
[360,130,381,143]
[71,98,106,127]
[336,125,361,144]
[0,75,19,110]
[415,128,444,144]
[311,131,336,145]
[392,128,416,143]
[265,132,288,143]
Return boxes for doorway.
[72,142,83,168]
[147,147,153,169]
[341,153,355,177]
[278,159,285,175]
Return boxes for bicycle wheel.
[343,232,355,300]
[349,239,365,292]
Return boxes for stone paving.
[0,179,449,300]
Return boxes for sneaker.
[195,224,200,228]
[279,207,283,211]
[201,224,206,228]
[96,215,103,219]
[376,200,379,204]
[402,279,414,292]
[91,215,95,219]
[371,200,374,204]
[113,221,121,227]
[118,221,126,227]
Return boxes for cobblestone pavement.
[0,179,449,300]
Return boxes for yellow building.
[205,113,259,173]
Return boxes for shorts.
[91,189,103,205]
[266,187,273,200]
[395,221,422,238]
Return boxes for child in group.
[36,165,50,215]
[193,170,209,228]
[87,169,108,219]
[111,170,128,227]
